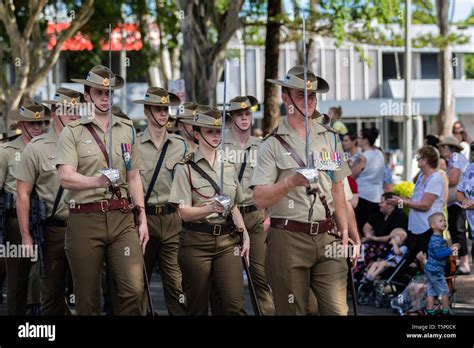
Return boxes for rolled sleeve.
[14,145,38,184]
[129,128,141,171]
[249,139,277,188]
[169,164,192,206]
[55,127,78,168]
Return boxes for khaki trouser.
[209,210,274,315]
[6,217,33,315]
[266,228,348,315]
[65,210,146,315]
[41,224,71,315]
[144,212,185,315]
[178,229,246,315]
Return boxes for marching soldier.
[56,65,148,315]
[223,95,274,315]
[133,87,186,315]
[250,66,351,315]
[0,100,49,315]
[15,88,82,315]
[169,105,250,315]
[175,102,199,153]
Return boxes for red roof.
[47,22,143,51]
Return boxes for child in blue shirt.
[425,212,460,315]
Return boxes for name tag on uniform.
[48,155,55,160]
[84,140,92,144]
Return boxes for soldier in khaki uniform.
[223,95,274,315]
[169,106,250,315]
[0,100,49,315]
[176,102,199,153]
[15,88,82,315]
[251,66,351,315]
[133,87,186,315]
[56,65,148,315]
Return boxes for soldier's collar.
[44,128,59,143]
[225,129,259,149]
[80,115,120,127]
[5,135,26,149]
[193,147,204,163]
[278,116,325,136]
[141,127,169,147]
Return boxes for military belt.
[183,222,232,236]
[69,198,131,214]
[270,217,341,238]
[145,204,176,216]
[238,204,258,215]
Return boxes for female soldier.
[169,105,250,315]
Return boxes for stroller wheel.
[357,283,370,305]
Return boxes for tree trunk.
[263,0,282,135]
[436,0,455,138]
[177,0,243,104]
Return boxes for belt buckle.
[99,200,109,212]
[213,224,222,236]
[309,221,320,235]
[155,205,163,215]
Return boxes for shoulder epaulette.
[319,123,338,134]
[178,152,194,165]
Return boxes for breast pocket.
[41,161,58,173]
[275,153,299,171]
[192,179,217,199]
[77,142,101,158]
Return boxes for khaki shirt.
[55,115,140,205]
[250,116,351,223]
[169,148,243,224]
[224,130,261,206]
[15,129,68,221]
[138,128,186,205]
[0,136,26,197]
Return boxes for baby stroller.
[390,256,457,315]
[357,256,416,308]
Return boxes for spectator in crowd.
[456,157,474,266]
[352,127,385,232]
[425,213,460,316]
[389,146,445,267]
[424,134,440,148]
[439,137,470,275]
[328,106,347,137]
[343,132,362,169]
[452,121,471,159]
[363,229,408,282]
[362,192,409,244]
[347,175,359,209]
[382,150,394,192]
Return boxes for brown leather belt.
[238,204,258,215]
[69,199,131,214]
[145,204,176,216]
[270,217,341,238]
[183,222,232,236]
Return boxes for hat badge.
[194,114,199,122]
[70,98,78,105]
[306,80,313,89]
[240,101,248,109]
[214,118,221,126]
[166,121,172,128]
[34,111,41,119]
[102,78,110,87]
[160,95,169,104]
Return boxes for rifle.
[29,190,47,278]
[0,190,14,245]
